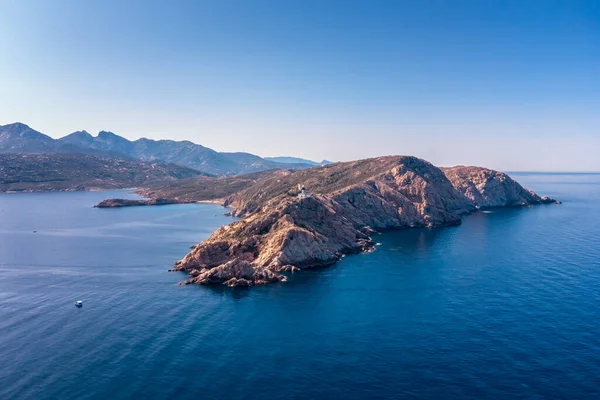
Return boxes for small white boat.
[75,300,83,308]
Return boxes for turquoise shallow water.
[1,174,600,399]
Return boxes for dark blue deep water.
[1,174,600,399]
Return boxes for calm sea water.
[1,174,599,400]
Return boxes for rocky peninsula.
[160,156,557,287]
[94,198,185,208]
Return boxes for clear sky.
[1,0,598,171]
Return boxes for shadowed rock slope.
[169,156,557,287]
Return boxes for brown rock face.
[180,260,285,286]
[172,156,557,287]
[442,166,557,208]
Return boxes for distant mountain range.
[0,122,329,176]
[264,157,332,166]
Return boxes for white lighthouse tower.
[297,184,310,199]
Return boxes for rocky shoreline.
[163,157,558,287]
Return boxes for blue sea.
[1,173,599,399]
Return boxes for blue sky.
[1,0,598,171]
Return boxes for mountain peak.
[0,122,54,150]
[0,122,33,134]
[0,122,319,176]
[0,122,52,140]
[98,130,119,138]
[68,130,92,137]
[58,130,95,146]
[96,130,132,144]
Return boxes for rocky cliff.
[171,156,557,287]
[442,166,556,208]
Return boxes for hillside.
[0,153,204,192]
[0,122,55,153]
[102,155,557,287]
[0,122,315,176]
[138,169,288,203]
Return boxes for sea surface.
[1,174,600,399]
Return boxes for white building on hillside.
[297,184,310,199]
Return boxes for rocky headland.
[442,166,556,208]
[94,198,185,208]
[155,156,557,287]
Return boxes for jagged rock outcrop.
[178,260,285,286]
[171,156,558,287]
